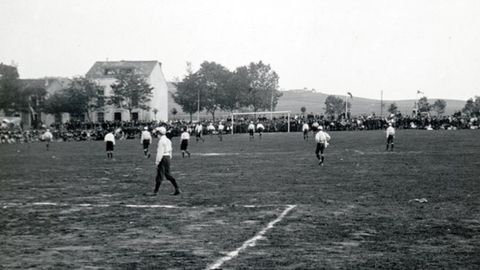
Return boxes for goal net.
[230,111,292,134]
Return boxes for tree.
[324,95,346,118]
[388,102,398,114]
[43,91,70,119]
[241,61,282,112]
[109,73,153,121]
[20,82,47,127]
[196,61,232,121]
[0,63,21,115]
[172,65,203,122]
[221,66,248,113]
[43,77,103,121]
[417,96,431,113]
[462,96,480,116]
[432,99,447,116]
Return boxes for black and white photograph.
[1,0,479,269]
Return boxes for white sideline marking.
[353,150,365,155]
[196,153,239,156]
[125,204,180,209]
[1,202,280,210]
[205,204,297,270]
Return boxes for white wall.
[148,63,169,122]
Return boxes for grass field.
[1,130,480,269]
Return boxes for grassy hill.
[167,83,466,118]
[276,89,466,116]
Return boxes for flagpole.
[380,90,383,117]
[345,93,348,119]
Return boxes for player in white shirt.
[256,122,265,139]
[146,126,180,196]
[386,122,395,151]
[302,122,310,140]
[104,130,115,159]
[315,126,331,166]
[247,121,255,140]
[195,123,204,142]
[42,129,53,151]
[207,122,215,136]
[140,127,152,158]
[180,128,191,158]
[217,122,225,141]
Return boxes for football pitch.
[1,130,479,269]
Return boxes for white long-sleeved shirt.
[140,130,152,143]
[256,123,265,129]
[302,123,309,131]
[156,135,173,165]
[104,133,115,145]
[43,131,53,140]
[386,126,395,138]
[315,131,331,144]
[248,124,255,131]
[218,124,224,131]
[181,131,190,140]
[195,125,203,133]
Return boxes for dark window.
[120,68,133,74]
[132,112,139,121]
[54,114,62,123]
[97,112,104,123]
[104,68,116,75]
[114,112,122,122]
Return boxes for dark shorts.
[315,143,326,154]
[249,129,254,136]
[106,141,114,151]
[180,139,189,150]
[143,140,150,149]
[387,135,394,144]
[196,132,202,137]
[257,127,264,133]
[303,129,308,135]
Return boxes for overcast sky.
[1,0,479,100]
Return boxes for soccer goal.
[230,111,292,134]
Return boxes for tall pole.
[380,90,383,117]
[270,88,274,120]
[345,93,348,119]
[197,88,200,122]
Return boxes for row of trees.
[388,97,448,116]
[172,61,282,121]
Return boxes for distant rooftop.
[85,60,160,79]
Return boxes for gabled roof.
[20,77,71,92]
[85,60,160,79]
[20,79,47,89]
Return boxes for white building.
[86,60,169,122]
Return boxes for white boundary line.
[1,202,182,209]
[205,204,297,270]
[0,202,284,209]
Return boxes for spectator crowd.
[1,113,478,144]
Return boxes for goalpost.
[230,111,292,134]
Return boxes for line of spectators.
[1,113,478,144]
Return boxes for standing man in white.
[315,126,331,166]
[302,122,310,140]
[386,122,395,151]
[104,130,115,159]
[42,129,53,151]
[147,126,181,196]
[140,127,152,158]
